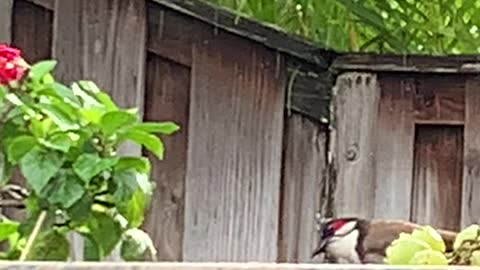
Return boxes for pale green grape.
[385,238,431,265]
[471,250,480,266]
[453,224,480,250]
[410,226,446,252]
[408,249,449,265]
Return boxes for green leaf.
[40,132,73,153]
[408,249,448,265]
[52,82,81,107]
[83,234,100,261]
[28,60,57,82]
[113,169,139,202]
[0,219,19,241]
[85,211,123,259]
[454,224,480,250]
[19,146,64,194]
[118,189,151,228]
[100,111,138,135]
[73,153,119,182]
[27,229,70,261]
[37,103,78,131]
[121,129,164,160]
[67,194,93,224]
[130,121,180,135]
[115,157,151,174]
[7,135,38,164]
[95,92,118,111]
[43,169,85,208]
[121,228,156,261]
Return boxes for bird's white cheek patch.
[326,229,361,264]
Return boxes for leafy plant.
[0,44,179,261]
[204,0,480,55]
[385,224,480,266]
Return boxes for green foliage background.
[205,0,480,55]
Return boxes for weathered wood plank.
[0,262,478,270]
[52,0,147,261]
[411,125,463,231]
[461,78,480,228]
[412,75,465,124]
[331,72,380,219]
[143,53,190,261]
[184,36,285,262]
[278,115,327,263]
[12,0,52,63]
[333,53,480,74]
[373,76,415,220]
[24,0,54,10]
[0,0,13,43]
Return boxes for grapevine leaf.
[85,211,122,259]
[130,121,180,135]
[120,129,164,160]
[43,169,85,208]
[115,157,151,174]
[100,111,137,135]
[19,146,64,194]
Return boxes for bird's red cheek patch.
[331,220,347,231]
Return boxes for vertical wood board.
[373,76,415,219]
[411,125,463,231]
[52,0,147,261]
[278,115,327,263]
[143,54,190,261]
[332,72,380,219]
[462,78,480,227]
[183,36,285,262]
[0,0,13,43]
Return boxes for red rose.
[0,44,27,85]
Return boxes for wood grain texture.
[332,72,380,219]
[12,0,52,63]
[183,35,285,262]
[52,0,147,261]
[411,125,463,231]
[412,75,465,125]
[462,78,480,227]
[373,76,415,219]
[0,0,13,43]
[143,54,190,261]
[278,115,327,263]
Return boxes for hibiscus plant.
[0,44,178,261]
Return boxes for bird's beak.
[311,237,329,259]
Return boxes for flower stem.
[19,210,47,261]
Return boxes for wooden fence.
[0,262,479,270]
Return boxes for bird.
[311,214,458,264]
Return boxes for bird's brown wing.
[362,219,458,258]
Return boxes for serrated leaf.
[121,129,164,160]
[67,194,93,224]
[130,121,180,135]
[115,157,151,174]
[28,60,57,82]
[121,228,156,261]
[100,111,137,135]
[73,153,119,182]
[19,146,64,194]
[43,169,85,208]
[7,135,38,164]
[26,229,69,261]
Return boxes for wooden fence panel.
[462,78,480,227]
[0,0,13,43]
[52,0,147,261]
[183,36,285,262]
[331,72,380,218]
[143,53,190,261]
[278,115,327,263]
[373,76,415,220]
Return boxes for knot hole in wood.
[345,144,359,161]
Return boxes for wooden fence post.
[0,0,13,44]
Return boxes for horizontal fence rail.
[0,263,477,270]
